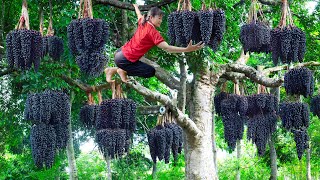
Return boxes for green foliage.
[76,151,109,179]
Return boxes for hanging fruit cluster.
[215,91,278,156]
[239,0,271,54]
[246,94,278,155]
[6,1,42,71]
[279,102,310,159]
[147,110,183,164]
[220,94,248,151]
[41,0,64,61]
[167,0,225,51]
[310,95,320,118]
[42,36,64,60]
[271,0,306,65]
[284,67,314,97]
[214,91,228,116]
[88,84,137,159]
[67,0,109,77]
[24,90,70,168]
[279,102,309,130]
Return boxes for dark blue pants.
[114,48,155,78]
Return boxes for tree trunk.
[269,87,279,180]
[0,0,4,59]
[106,156,112,180]
[212,111,218,177]
[121,0,128,45]
[236,140,241,180]
[306,146,311,180]
[269,138,277,180]
[66,92,78,180]
[185,72,217,179]
[152,162,157,179]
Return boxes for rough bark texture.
[178,58,187,113]
[225,63,283,87]
[269,87,279,180]
[185,71,217,180]
[269,138,278,180]
[306,146,311,180]
[66,93,78,180]
[126,78,202,137]
[106,156,112,180]
[121,1,128,45]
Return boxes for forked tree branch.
[224,63,283,87]
[126,78,202,137]
[263,61,320,74]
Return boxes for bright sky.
[305,1,317,14]
[136,0,145,6]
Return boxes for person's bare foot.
[117,68,128,83]
[104,67,118,83]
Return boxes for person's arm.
[157,40,204,53]
[133,4,143,21]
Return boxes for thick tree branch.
[94,0,178,11]
[263,61,320,74]
[220,72,247,83]
[137,105,162,115]
[60,75,110,93]
[126,78,202,138]
[224,63,283,87]
[140,57,180,90]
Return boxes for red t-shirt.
[122,18,165,62]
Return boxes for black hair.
[142,7,164,26]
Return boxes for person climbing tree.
[105,4,204,83]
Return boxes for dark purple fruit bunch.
[240,21,271,54]
[271,26,306,65]
[284,67,314,97]
[6,29,43,71]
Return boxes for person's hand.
[185,40,205,52]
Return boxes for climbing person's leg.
[104,67,118,83]
[115,49,155,82]
[124,61,155,78]
[116,68,128,83]
[105,48,123,83]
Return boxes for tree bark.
[185,71,217,180]
[0,0,4,59]
[66,92,78,180]
[121,0,128,45]
[236,140,241,180]
[269,86,279,180]
[177,58,187,113]
[306,146,311,180]
[212,108,218,177]
[269,138,278,180]
[152,162,157,179]
[106,156,112,180]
